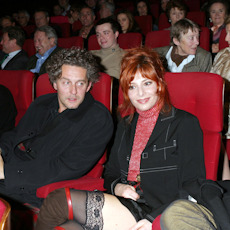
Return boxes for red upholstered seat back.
[0,70,34,126]
[119,72,223,180]
[135,15,153,36]
[23,39,36,57]
[58,36,84,49]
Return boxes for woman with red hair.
[35,47,215,230]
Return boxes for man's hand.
[0,154,5,179]
[129,219,152,230]
[114,183,140,201]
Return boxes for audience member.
[211,16,230,164]
[0,47,113,208]
[68,3,83,35]
[11,11,19,24]
[134,0,158,30]
[0,85,17,136]
[78,6,96,49]
[99,2,115,19]
[85,0,98,14]
[0,16,15,29]
[52,4,64,16]
[155,18,212,72]
[117,9,141,34]
[26,25,62,76]
[17,10,30,28]
[165,0,188,27]
[34,9,62,37]
[207,0,229,56]
[58,0,71,16]
[0,26,28,70]
[160,0,170,13]
[91,17,124,80]
[35,47,212,230]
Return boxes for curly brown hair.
[46,48,100,84]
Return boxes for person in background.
[160,0,170,13]
[0,85,17,136]
[0,16,15,29]
[34,9,62,38]
[207,0,229,57]
[117,9,141,34]
[17,10,30,28]
[53,4,64,16]
[211,16,230,180]
[155,18,212,72]
[68,3,83,35]
[78,5,96,49]
[134,0,158,30]
[99,1,115,19]
[35,47,215,230]
[0,26,28,70]
[165,0,188,28]
[26,25,62,76]
[85,0,98,14]
[58,0,71,16]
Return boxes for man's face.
[18,12,29,27]
[173,28,199,56]
[96,23,118,49]
[59,0,69,8]
[85,0,97,8]
[34,31,55,56]
[0,33,16,53]
[34,12,49,28]
[79,8,95,27]
[53,64,92,113]
[1,19,14,28]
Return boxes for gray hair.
[35,25,58,45]
[18,10,30,20]
[102,2,115,14]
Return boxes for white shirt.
[1,50,21,69]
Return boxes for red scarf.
[127,103,161,182]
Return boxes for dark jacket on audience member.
[0,50,28,70]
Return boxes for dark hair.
[34,9,49,18]
[3,26,26,47]
[117,9,141,33]
[119,47,171,119]
[165,0,188,19]
[0,16,15,27]
[170,18,200,44]
[46,48,100,84]
[134,0,152,16]
[95,17,121,33]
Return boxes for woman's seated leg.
[160,199,217,230]
[35,188,137,230]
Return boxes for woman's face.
[128,71,159,111]
[161,0,169,12]
[117,13,129,33]
[137,1,148,16]
[173,28,199,56]
[225,23,230,46]
[209,3,226,26]
[169,7,185,25]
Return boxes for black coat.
[0,92,113,207]
[104,107,206,221]
[0,50,28,70]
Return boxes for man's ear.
[173,37,180,46]
[86,81,92,92]
[115,31,119,40]
[53,81,57,90]
[49,37,56,46]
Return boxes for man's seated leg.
[160,199,217,230]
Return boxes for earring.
[209,18,212,22]
[169,19,171,23]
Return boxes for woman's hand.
[129,219,152,230]
[114,183,140,201]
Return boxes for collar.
[36,45,56,59]
[100,44,120,53]
[8,49,21,58]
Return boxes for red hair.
[119,47,171,119]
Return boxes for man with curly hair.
[0,48,113,208]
